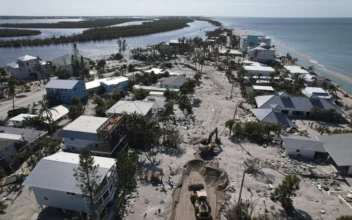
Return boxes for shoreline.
[232,28,352,99]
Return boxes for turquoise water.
[215,17,352,93]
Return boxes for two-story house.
[23,152,117,218]
[5,55,51,80]
[45,79,88,104]
[51,54,90,76]
[59,115,127,156]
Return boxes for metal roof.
[6,62,19,68]
[252,85,275,91]
[45,79,80,89]
[100,76,128,86]
[58,116,108,141]
[251,109,296,128]
[9,114,37,122]
[107,101,154,116]
[318,134,352,166]
[244,66,275,72]
[17,55,37,61]
[23,152,115,194]
[284,66,309,74]
[159,76,187,87]
[281,135,325,152]
[301,87,331,99]
[42,105,69,122]
[255,94,344,114]
[0,126,47,144]
[133,85,179,92]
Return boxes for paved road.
[0,88,46,120]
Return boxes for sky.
[1,0,352,17]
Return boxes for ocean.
[0,17,351,93]
[215,17,352,93]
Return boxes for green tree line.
[0,28,41,37]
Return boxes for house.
[132,85,179,93]
[59,115,127,156]
[240,35,272,52]
[0,126,46,165]
[8,114,37,127]
[85,77,128,94]
[168,39,180,46]
[281,135,325,158]
[317,134,352,175]
[255,92,344,116]
[284,66,308,77]
[251,106,296,128]
[5,55,51,80]
[243,66,275,77]
[248,43,276,63]
[106,101,155,117]
[45,79,87,104]
[143,96,166,109]
[246,85,275,94]
[42,105,69,124]
[23,152,117,216]
[51,54,90,76]
[303,74,331,87]
[159,76,187,89]
[301,87,331,99]
[218,48,243,56]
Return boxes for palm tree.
[38,101,57,134]
[7,77,17,110]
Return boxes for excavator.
[189,184,212,220]
[199,127,220,154]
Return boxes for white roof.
[301,87,331,99]
[219,49,243,55]
[43,105,69,122]
[62,116,108,134]
[85,78,106,90]
[133,85,179,92]
[284,66,308,74]
[45,151,115,168]
[244,66,275,72]
[252,85,275,91]
[146,68,164,74]
[107,101,155,116]
[9,114,36,122]
[0,133,22,140]
[17,55,37,61]
[100,76,128,86]
[169,39,179,44]
[149,91,165,96]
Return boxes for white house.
[23,152,117,217]
[301,87,331,99]
[5,55,51,80]
[59,115,127,156]
[258,36,272,46]
[86,77,128,94]
[281,135,326,159]
[51,54,90,76]
[106,101,156,117]
[248,43,276,63]
[8,114,37,127]
[284,66,308,77]
[59,116,109,152]
[243,66,275,77]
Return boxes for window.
[19,68,22,72]
[5,147,8,151]
[62,96,66,99]
[72,147,76,151]
[26,62,29,66]
[296,149,300,153]
[70,137,75,140]
[43,196,49,200]
[66,192,76,196]
[73,88,77,91]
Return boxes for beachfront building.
[248,43,276,63]
[218,48,243,57]
[168,39,180,46]
[284,66,308,77]
[255,92,343,117]
[51,54,90,76]
[45,79,87,104]
[86,77,128,94]
[301,87,331,99]
[59,115,127,156]
[5,55,51,80]
[23,152,117,217]
[243,65,275,77]
[158,76,187,89]
[246,85,275,94]
[303,74,332,88]
[240,35,272,52]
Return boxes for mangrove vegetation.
[0,28,41,37]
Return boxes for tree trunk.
[12,96,15,110]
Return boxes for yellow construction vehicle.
[189,184,212,220]
[200,127,220,155]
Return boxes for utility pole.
[237,169,247,220]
